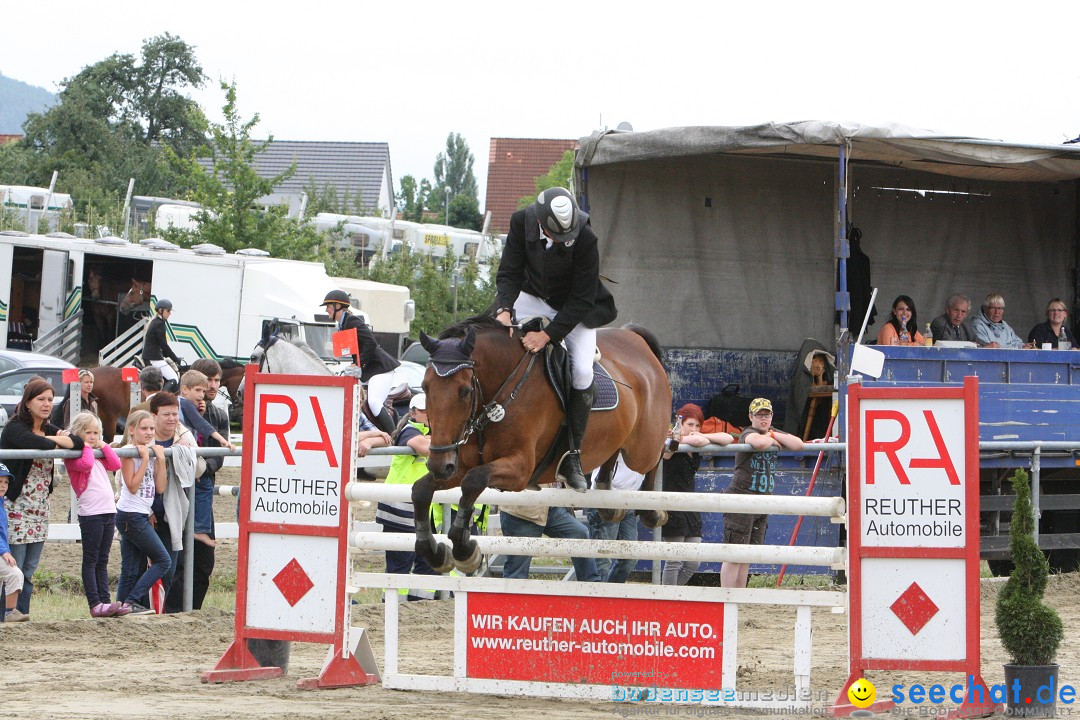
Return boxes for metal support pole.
[651,460,663,585]
[184,482,195,612]
[1031,444,1041,547]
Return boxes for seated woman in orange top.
[876,295,926,346]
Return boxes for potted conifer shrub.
[994,468,1063,718]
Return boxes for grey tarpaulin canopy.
[575,121,1080,351]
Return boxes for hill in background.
[0,72,57,134]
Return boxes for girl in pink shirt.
[63,411,122,618]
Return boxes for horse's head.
[420,328,478,479]
[119,279,151,314]
[250,333,331,377]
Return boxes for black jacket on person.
[1,417,84,501]
[142,315,181,363]
[339,310,400,382]
[495,206,617,344]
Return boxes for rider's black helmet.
[156,298,173,312]
[321,289,351,307]
[534,187,583,245]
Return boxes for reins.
[428,348,539,460]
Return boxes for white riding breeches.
[514,292,596,390]
[151,359,179,384]
[367,370,396,418]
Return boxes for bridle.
[428,349,539,459]
[251,334,278,373]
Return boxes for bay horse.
[85,366,134,442]
[413,312,672,574]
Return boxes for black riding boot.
[558,384,595,492]
[373,407,397,435]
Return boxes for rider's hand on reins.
[522,330,551,354]
[496,310,514,337]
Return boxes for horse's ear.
[460,328,476,358]
[419,331,440,354]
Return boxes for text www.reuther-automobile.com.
[469,635,716,659]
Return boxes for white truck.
[0,230,410,365]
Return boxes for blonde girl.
[63,412,122,617]
[113,409,170,615]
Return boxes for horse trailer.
[0,230,412,367]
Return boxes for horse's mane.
[287,338,328,365]
[437,305,503,340]
[219,358,242,370]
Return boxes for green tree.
[398,174,432,222]
[170,81,315,257]
[432,131,478,208]
[18,33,207,203]
[448,192,483,231]
[517,149,575,209]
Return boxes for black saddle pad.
[543,343,619,412]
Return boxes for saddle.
[519,317,619,413]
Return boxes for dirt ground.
[6,467,1080,719]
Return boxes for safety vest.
[386,421,430,486]
[375,421,429,531]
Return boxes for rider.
[494,187,617,491]
[321,289,401,434]
[142,299,184,393]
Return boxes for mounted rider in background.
[142,299,184,394]
[494,187,617,491]
[321,289,401,434]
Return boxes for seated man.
[970,293,1028,349]
[930,294,977,343]
[500,493,600,582]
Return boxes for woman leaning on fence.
[0,377,83,620]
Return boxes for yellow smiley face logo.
[848,677,876,708]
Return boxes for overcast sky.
[3,1,1080,215]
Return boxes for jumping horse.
[413,312,672,574]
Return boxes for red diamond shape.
[889,581,939,635]
[272,558,314,607]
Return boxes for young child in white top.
[113,410,169,616]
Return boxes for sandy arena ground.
[4,467,1080,719]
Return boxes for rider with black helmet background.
[321,289,401,434]
[494,187,618,491]
[142,299,184,393]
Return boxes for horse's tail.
[622,323,665,366]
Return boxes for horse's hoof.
[599,507,627,523]
[453,541,483,575]
[431,542,456,574]
[639,510,668,529]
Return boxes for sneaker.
[126,602,155,616]
[5,609,29,622]
[90,603,110,618]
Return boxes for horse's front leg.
[446,467,490,574]
[412,473,454,573]
[637,463,668,528]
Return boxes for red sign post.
[833,377,997,717]
[202,365,376,688]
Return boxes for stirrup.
[556,450,588,492]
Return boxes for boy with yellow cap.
[721,398,804,588]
